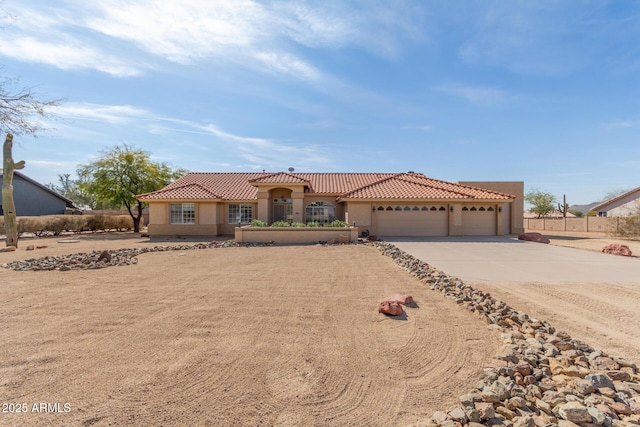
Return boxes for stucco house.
[137,171,524,237]
[0,170,77,216]
[591,186,640,217]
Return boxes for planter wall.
[235,226,358,244]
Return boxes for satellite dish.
[288,167,295,172]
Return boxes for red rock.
[602,243,632,257]
[378,300,404,316]
[97,250,112,262]
[518,233,550,244]
[388,294,414,305]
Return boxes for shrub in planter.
[271,221,291,227]
[326,220,349,227]
[250,219,268,227]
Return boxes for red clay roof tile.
[137,172,514,201]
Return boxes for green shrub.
[250,219,268,227]
[305,222,320,227]
[270,221,291,227]
[326,220,349,227]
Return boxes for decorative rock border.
[0,241,269,271]
[3,239,639,426]
[367,241,640,427]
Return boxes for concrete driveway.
[383,236,640,283]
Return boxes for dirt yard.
[468,230,640,364]
[0,235,500,426]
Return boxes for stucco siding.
[147,223,220,236]
[344,203,372,229]
[459,181,524,234]
[199,203,218,224]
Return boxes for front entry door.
[273,203,293,223]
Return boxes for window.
[170,203,195,224]
[305,201,336,224]
[228,204,253,224]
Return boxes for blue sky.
[1,1,639,205]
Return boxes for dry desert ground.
[0,231,638,426]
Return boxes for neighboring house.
[0,169,77,216]
[591,186,640,217]
[137,171,524,237]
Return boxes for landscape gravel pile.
[369,241,640,427]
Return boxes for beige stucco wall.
[146,201,222,236]
[235,226,358,244]
[524,217,614,233]
[459,181,525,234]
[344,202,372,229]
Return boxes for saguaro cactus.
[3,133,26,247]
[557,194,569,218]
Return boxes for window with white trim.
[170,203,195,224]
[228,204,253,224]
[305,201,336,224]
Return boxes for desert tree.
[78,144,186,232]
[524,189,557,218]
[2,73,63,247]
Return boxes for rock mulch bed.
[368,241,640,427]
[3,239,639,426]
[0,241,253,271]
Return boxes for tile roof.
[339,173,513,200]
[137,183,223,200]
[137,172,514,202]
[249,172,310,185]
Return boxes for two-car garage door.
[376,205,498,236]
[376,205,448,237]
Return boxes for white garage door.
[462,206,496,236]
[376,205,448,236]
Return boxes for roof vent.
[408,171,415,173]
[288,167,295,172]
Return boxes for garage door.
[376,205,448,236]
[462,206,496,236]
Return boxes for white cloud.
[54,103,153,124]
[2,0,428,81]
[606,120,640,130]
[433,84,512,106]
[0,37,140,77]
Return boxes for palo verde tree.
[78,144,186,232]
[524,189,557,218]
[1,72,63,247]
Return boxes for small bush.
[114,215,133,231]
[326,220,349,227]
[305,222,320,227]
[250,219,268,227]
[270,221,291,227]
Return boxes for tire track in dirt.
[470,280,640,362]
[1,245,500,426]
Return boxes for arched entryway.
[270,188,293,223]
